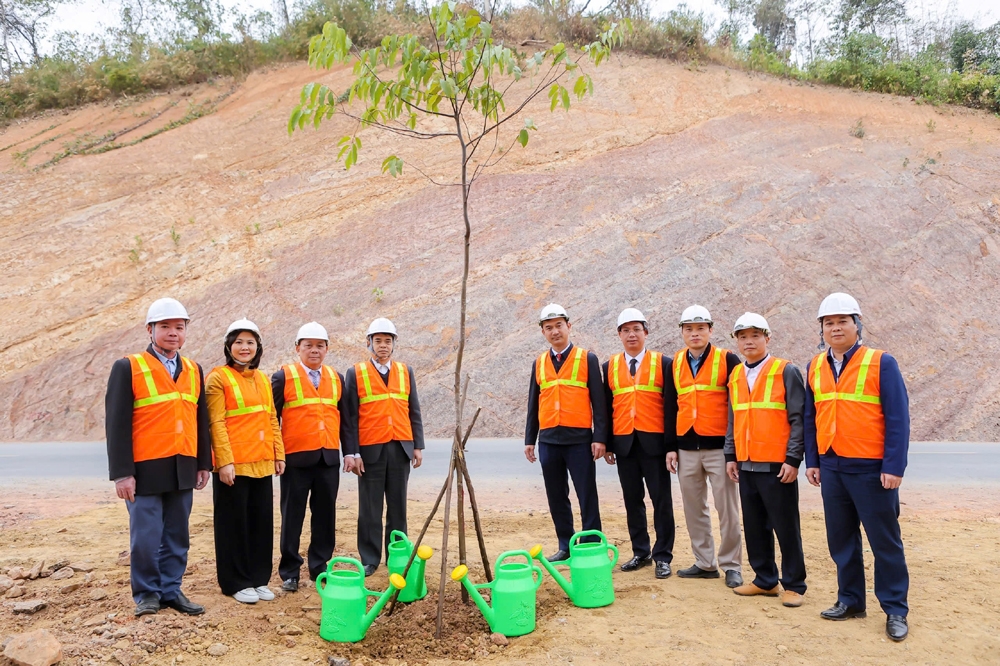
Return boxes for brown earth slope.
[1,57,999,441]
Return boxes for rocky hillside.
[1,57,999,442]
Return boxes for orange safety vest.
[672,346,729,437]
[729,357,791,463]
[213,366,275,465]
[281,364,341,454]
[129,352,199,463]
[536,346,592,430]
[810,346,885,460]
[608,351,664,435]
[355,361,413,446]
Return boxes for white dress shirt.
[625,348,646,377]
[745,354,771,392]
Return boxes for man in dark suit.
[341,317,424,576]
[525,303,608,561]
[105,298,212,617]
[602,308,675,579]
[272,322,346,592]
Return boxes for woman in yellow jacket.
[207,319,285,604]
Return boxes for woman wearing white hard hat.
[206,318,285,604]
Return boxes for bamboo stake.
[434,455,456,638]
[456,452,469,604]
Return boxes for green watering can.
[451,550,544,637]
[315,557,406,643]
[386,530,434,602]
[531,530,619,608]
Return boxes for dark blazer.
[601,352,670,458]
[105,345,212,495]
[664,344,742,452]
[271,365,346,468]
[340,360,425,463]
[524,342,609,447]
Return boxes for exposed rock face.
[1,59,999,441]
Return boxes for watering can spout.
[451,565,494,627]
[530,544,573,597]
[361,573,406,631]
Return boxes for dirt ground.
[2,478,998,666]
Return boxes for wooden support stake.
[456,451,469,604]
[459,451,493,582]
[434,457,456,638]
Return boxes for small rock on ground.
[12,600,48,614]
[206,643,228,656]
[3,628,63,666]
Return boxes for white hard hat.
[145,298,189,324]
[366,317,398,338]
[296,321,329,343]
[817,292,862,320]
[732,312,770,337]
[679,305,713,326]
[539,303,569,325]
[226,318,261,339]
[617,308,647,330]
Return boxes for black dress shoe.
[134,593,159,617]
[281,578,299,592]
[677,564,720,579]
[161,592,204,616]
[820,601,867,621]
[654,561,672,579]
[886,615,908,641]
[725,570,744,588]
[363,564,377,577]
[547,550,570,563]
[620,555,652,572]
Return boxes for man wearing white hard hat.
[664,305,744,588]
[805,293,911,642]
[271,322,346,592]
[525,304,608,561]
[341,318,425,576]
[105,298,212,617]
[602,308,675,579]
[724,313,808,609]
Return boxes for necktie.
[629,358,637,377]
[556,352,562,363]
[309,370,320,389]
[165,357,177,378]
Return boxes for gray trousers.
[677,448,742,572]
[357,441,411,566]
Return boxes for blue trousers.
[538,442,602,552]
[126,489,193,603]
[821,468,909,616]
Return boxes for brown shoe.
[733,583,779,597]
[781,590,804,607]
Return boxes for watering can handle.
[315,571,328,591]
[497,549,533,567]
[327,556,364,576]
[532,565,544,591]
[608,543,620,568]
[389,530,408,543]
[572,530,608,546]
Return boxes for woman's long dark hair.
[224,329,263,370]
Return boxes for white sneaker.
[233,588,259,604]
[254,586,275,601]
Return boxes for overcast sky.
[46,0,1000,53]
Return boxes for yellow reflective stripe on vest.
[812,348,882,405]
[357,362,409,405]
[132,354,198,408]
[539,347,587,390]
[731,360,786,411]
[221,366,269,417]
[285,365,338,409]
[611,352,663,396]
[674,348,727,396]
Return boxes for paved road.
[0,440,997,485]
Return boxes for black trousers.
[213,474,274,595]
[357,442,411,567]
[279,463,340,581]
[616,439,675,562]
[538,442,602,552]
[738,470,807,594]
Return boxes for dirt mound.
[1,58,1000,441]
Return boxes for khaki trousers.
[677,448,742,572]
